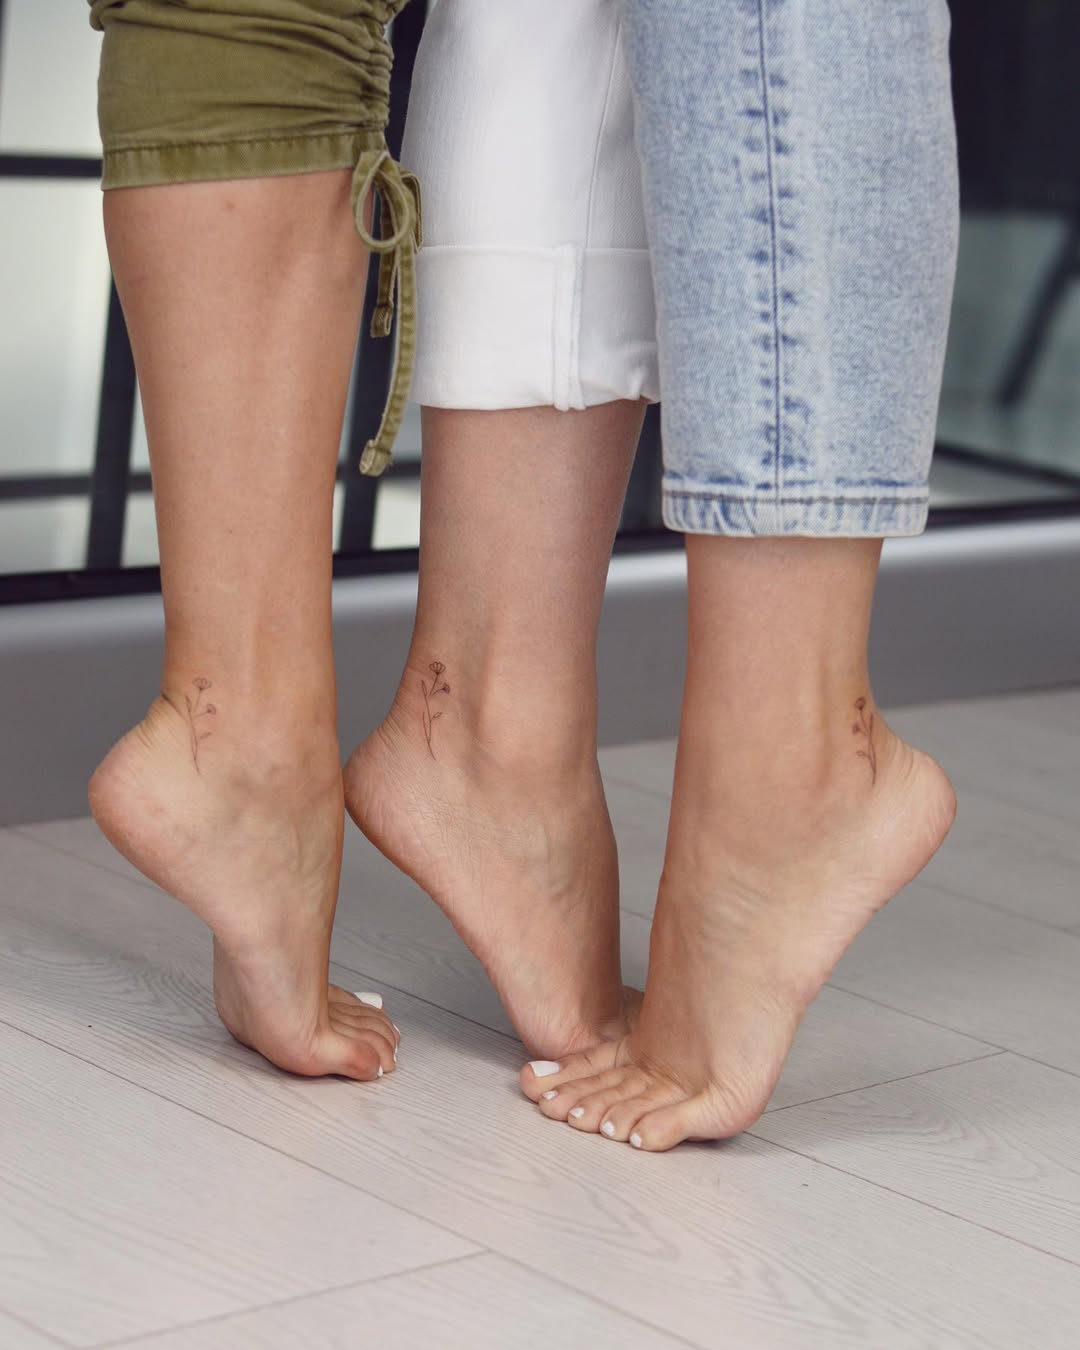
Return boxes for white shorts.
[400,0,660,412]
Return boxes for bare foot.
[344,662,637,1059]
[89,690,399,1079]
[521,714,956,1149]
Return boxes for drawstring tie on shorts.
[351,145,423,476]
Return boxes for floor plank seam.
[760,1049,1007,1115]
[1002,1049,1080,1084]
[1,1014,714,1346]
[10,824,164,896]
[493,1253,705,1350]
[89,1251,491,1350]
[919,877,1080,937]
[0,1303,70,1350]
[743,1130,1080,1274]
[922,882,1080,933]
[326,957,524,1049]
[937,780,1079,830]
[824,983,1009,1052]
[3,1012,709,1346]
[0,1018,502,1283]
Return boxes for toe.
[296,1027,387,1083]
[330,993,401,1058]
[335,1035,387,1082]
[520,1042,621,1102]
[628,1093,726,1152]
[326,1009,397,1077]
[331,1001,400,1043]
[536,1066,642,1121]
[565,1081,636,1134]
[331,988,399,1034]
[597,1093,667,1143]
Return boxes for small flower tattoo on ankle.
[852,696,877,785]
[421,661,450,758]
[184,677,216,774]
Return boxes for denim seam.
[665,491,929,505]
[662,491,929,539]
[755,0,784,513]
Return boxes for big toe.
[321,989,400,1080]
[318,1027,395,1082]
[626,1092,741,1153]
[520,1042,621,1102]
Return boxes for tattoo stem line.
[182,677,217,774]
[852,696,877,784]
[421,661,450,758]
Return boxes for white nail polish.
[569,1106,585,1119]
[541,1089,558,1101]
[629,1132,643,1149]
[601,1120,616,1137]
[393,1047,398,1062]
[377,1065,384,1078]
[528,1060,561,1078]
[355,992,383,1009]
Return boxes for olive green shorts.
[87,0,423,476]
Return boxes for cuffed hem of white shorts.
[410,243,661,412]
[662,484,930,538]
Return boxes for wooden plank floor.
[2,685,1078,1348]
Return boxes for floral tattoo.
[852,696,877,784]
[183,677,216,773]
[421,661,450,758]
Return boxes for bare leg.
[522,536,956,1147]
[345,402,645,1057]
[89,172,399,1078]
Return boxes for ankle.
[672,699,903,847]
[391,653,599,781]
[150,686,341,798]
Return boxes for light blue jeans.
[405,0,960,537]
[620,0,959,536]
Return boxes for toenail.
[355,991,383,1009]
[529,1060,561,1078]
[541,1089,558,1100]
[376,1065,384,1078]
[601,1120,616,1137]
[629,1132,643,1149]
[569,1106,585,1119]
[393,1047,398,1062]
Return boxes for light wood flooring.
[2,686,1079,1348]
